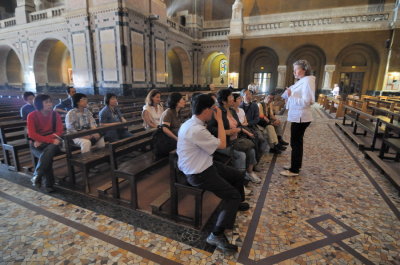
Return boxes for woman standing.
[280,60,315,177]
[142,89,164,129]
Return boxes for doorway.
[253,72,272,93]
[339,72,364,96]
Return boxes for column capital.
[324,64,336,72]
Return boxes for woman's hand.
[243,129,254,138]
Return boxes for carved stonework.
[230,0,243,37]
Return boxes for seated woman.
[27,94,63,193]
[142,89,164,129]
[208,89,261,184]
[66,93,105,153]
[160,92,186,141]
[99,93,132,142]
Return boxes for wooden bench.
[336,105,383,150]
[0,120,29,171]
[63,121,154,192]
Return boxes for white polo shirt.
[177,115,220,175]
[286,76,315,123]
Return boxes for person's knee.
[80,139,92,153]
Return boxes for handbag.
[232,137,255,153]
[152,124,177,159]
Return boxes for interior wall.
[167,49,183,84]
[6,49,23,84]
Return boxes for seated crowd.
[16,84,287,252]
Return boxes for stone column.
[322,65,336,90]
[276,65,287,89]
[15,0,35,25]
[229,0,243,37]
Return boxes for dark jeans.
[290,122,311,173]
[186,161,245,229]
[31,143,61,187]
[105,129,133,142]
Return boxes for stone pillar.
[322,65,336,90]
[277,65,287,89]
[15,0,35,25]
[229,0,243,37]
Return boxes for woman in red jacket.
[27,94,63,193]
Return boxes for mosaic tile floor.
[1,104,399,265]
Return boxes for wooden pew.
[63,121,154,192]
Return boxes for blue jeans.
[31,143,61,187]
[104,129,133,142]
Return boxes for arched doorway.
[286,45,326,96]
[244,47,279,93]
[33,39,72,93]
[335,44,379,96]
[0,45,24,90]
[166,46,192,86]
[201,52,228,87]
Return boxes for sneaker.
[277,143,287,151]
[244,186,253,196]
[245,172,261,184]
[269,147,282,154]
[238,202,250,211]
[31,175,41,188]
[206,233,238,252]
[280,170,299,177]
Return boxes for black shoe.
[206,233,238,252]
[31,176,41,188]
[277,143,287,151]
[279,140,289,146]
[269,148,282,154]
[238,202,250,211]
[44,187,56,193]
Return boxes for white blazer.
[286,76,315,123]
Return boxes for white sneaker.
[245,172,261,184]
[250,172,262,184]
[280,170,299,177]
[244,186,253,196]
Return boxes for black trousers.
[290,122,311,173]
[186,161,245,229]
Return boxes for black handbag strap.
[52,111,56,133]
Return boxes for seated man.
[99,93,132,142]
[66,93,105,153]
[54,86,76,114]
[20,91,36,120]
[27,94,63,193]
[177,94,249,253]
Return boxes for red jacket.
[27,110,63,143]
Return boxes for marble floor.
[1,105,399,265]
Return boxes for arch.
[244,47,279,93]
[334,44,380,95]
[201,51,229,86]
[166,46,192,86]
[286,45,326,94]
[33,38,72,92]
[0,45,24,90]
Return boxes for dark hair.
[66,86,75,94]
[33,94,51,110]
[104,93,117,105]
[72,93,87,108]
[232,93,241,102]
[167,92,183,109]
[145,89,161,106]
[192,94,215,115]
[217,88,232,106]
[23,91,35,101]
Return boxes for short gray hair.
[293,60,312,76]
